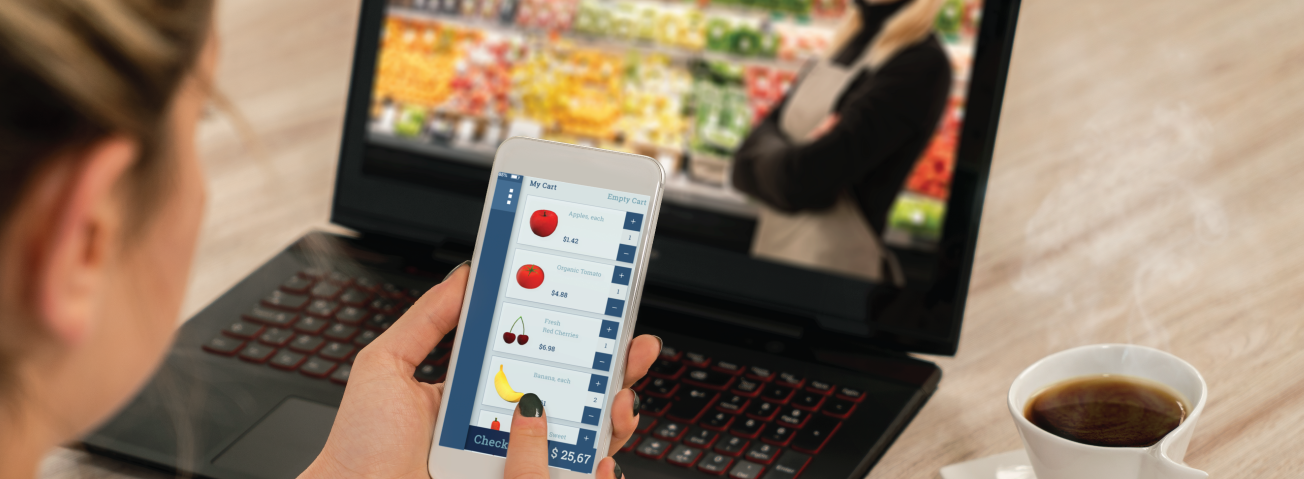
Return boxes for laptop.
[84,0,1020,477]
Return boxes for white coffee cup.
[1007,344,1208,479]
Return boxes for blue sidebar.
[439,173,522,449]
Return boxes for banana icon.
[494,365,524,403]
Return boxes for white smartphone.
[428,138,665,478]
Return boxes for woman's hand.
[807,114,841,141]
[300,262,660,479]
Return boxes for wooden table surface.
[42,0,1304,477]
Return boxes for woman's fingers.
[595,457,623,479]
[504,393,551,479]
[362,262,468,368]
[606,389,639,455]
[807,114,841,140]
[623,334,661,388]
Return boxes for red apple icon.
[530,210,558,237]
[516,264,545,289]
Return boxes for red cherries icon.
[516,264,544,289]
[530,210,558,237]
[503,316,529,345]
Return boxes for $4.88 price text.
[551,290,568,298]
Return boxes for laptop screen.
[332,0,1020,355]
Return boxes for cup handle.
[1144,452,1208,479]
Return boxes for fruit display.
[775,23,831,61]
[447,34,523,116]
[810,0,846,18]
[618,54,692,150]
[934,0,964,42]
[743,65,796,124]
[514,0,578,30]
[888,192,946,242]
[904,98,962,200]
[513,46,625,139]
[372,18,463,108]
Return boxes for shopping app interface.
[439,172,650,473]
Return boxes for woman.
[731,0,952,284]
[0,1,651,478]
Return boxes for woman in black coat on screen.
[731,0,952,284]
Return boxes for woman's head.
[0,0,215,452]
[833,0,945,68]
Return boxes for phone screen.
[438,171,651,473]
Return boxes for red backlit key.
[806,380,835,396]
[224,320,264,340]
[697,452,733,476]
[791,415,840,454]
[620,435,642,453]
[666,445,704,468]
[684,427,720,448]
[714,435,749,457]
[262,291,308,311]
[289,335,325,354]
[730,417,766,439]
[244,306,297,328]
[237,343,275,363]
[258,327,294,347]
[761,424,797,446]
[269,350,306,370]
[836,386,865,402]
[202,336,244,356]
[701,411,736,431]
[744,442,781,465]
[300,356,338,378]
[280,275,313,294]
[791,391,826,411]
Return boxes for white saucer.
[939,450,1036,479]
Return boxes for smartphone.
[428,138,665,477]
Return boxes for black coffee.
[1024,374,1188,448]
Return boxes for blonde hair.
[830,0,945,69]
[0,0,214,398]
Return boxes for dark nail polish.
[651,335,663,355]
[630,389,640,416]
[518,393,543,418]
[612,459,622,479]
[443,260,470,282]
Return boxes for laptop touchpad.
[213,397,337,479]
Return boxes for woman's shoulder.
[880,35,951,77]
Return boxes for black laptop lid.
[331,0,1021,355]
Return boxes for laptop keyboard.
[203,269,861,478]
[202,268,453,385]
[620,346,863,479]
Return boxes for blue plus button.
[623,212,644,232]
[588,374,609,394]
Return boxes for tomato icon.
[516,264,545,289]
[530,209,558,237]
